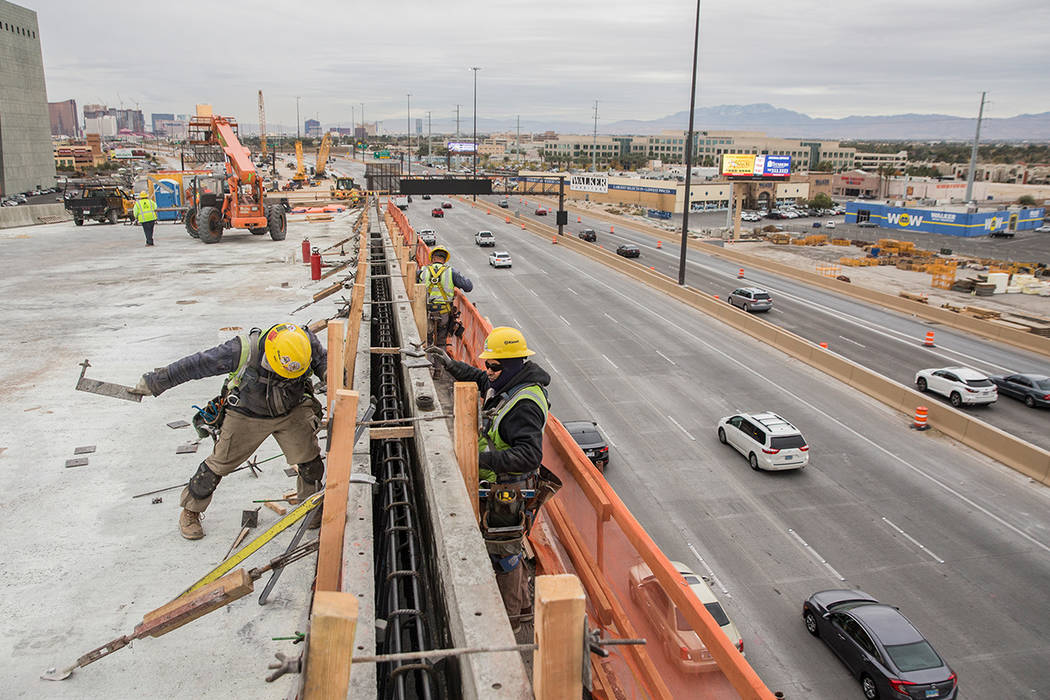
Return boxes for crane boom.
[293,141,306,182]
[316,133,332,177]
[257,91,267,156]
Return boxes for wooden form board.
[304,591,359,699]
[533,574,585,699]
[326,320,345,402]
[316,389,358,592]
[369,426,414,439]
[453,382,480,520]
[412,283,427,343]
[342,284,365,390]
[137,569,253,639]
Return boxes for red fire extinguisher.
[310,248,321,281]
[301,238,311,265]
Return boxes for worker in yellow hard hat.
[427,326,556,626]
[129,323,327,540]
[132,189,158,246]
[417,245,473,371]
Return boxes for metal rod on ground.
[132,454,277,499]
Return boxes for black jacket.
[446,359,551,476]
[144,327,326,418]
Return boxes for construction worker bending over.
[129,323,327,540]
[133,190,158,246]
[428,327,558,625]
[417,246,472,354]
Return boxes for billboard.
[447,141,477,153]
[570,174,608,193]
[721,154,791,178]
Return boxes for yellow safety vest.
[133,198,157,222]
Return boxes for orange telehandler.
[184,114,286,244]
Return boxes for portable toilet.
[153,178,182,221]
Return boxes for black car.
[989,373,1050,408]
[422,194,431,200]
[563,420,609,472]
[616,244,640,258]
[578,228,597,242]
[803,590,957,700]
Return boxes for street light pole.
[677,0,701,286]
[296,96,301,140]
[471,66,480,200]
[407,93,412,176]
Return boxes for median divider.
[529,196,1050,358]
[502,205,1050,487]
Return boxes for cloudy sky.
[23,0,1050,132]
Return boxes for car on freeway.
[578,228,597,242]
[535,206,548,215]
[488,251,512,268]
[431,207,444,218]
[628,561,743,673]
[858,221,879,228]
[441,201,453,209]
[474,230,495,246]
[727,287,773,313]
[825,221,837,229]
[988,373,1050,408]
[914,367,997,407]
[616,244,640,258]
[498,199,509,208]
[563,419,609,472]
[421,194,431,200]
[417,228,437,245]
[1035,225,1050,233]
[717,412,809,471]
[802,589,957,700]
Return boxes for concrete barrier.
[504,205,1050,487]
[533,198,1050,358]
[0,203,71,230]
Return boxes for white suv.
[417,228,437,245]
[717,412,809,471]
[915,366,997,407]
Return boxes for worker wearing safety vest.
[132,190,158,246]
[427,327,557,626]
[417,246,473,357]
[128,324,327,540]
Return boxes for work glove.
[425,346,451,368]
[128,375,153,396]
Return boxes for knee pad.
[188,461,222,500]
[298,455,325,483]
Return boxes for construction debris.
[73,445,96,455]
[65,458,88,468]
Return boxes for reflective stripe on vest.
[479,384,549,454]
[134,198,157,222]
[421,263,454,310]
[226,330,260,391]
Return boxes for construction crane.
[292,141,307,183]
[315,133,332,178]
[257,90,267,157]
[184,113,287,244]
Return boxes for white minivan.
[717,412,809,471]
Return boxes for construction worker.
[427,327,554,625]
[129,323,327,540]
[417,246,473,355]
[133,190,158,246]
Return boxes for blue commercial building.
[845,201,1045,237]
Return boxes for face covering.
[489,357,526,394]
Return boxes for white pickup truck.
[474,230,495,247]
[394,196,409,210]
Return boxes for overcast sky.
[24,0,1050,132]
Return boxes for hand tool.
[74,359,142,402]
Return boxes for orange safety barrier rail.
[383,200,774,699]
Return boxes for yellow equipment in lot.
[315,133,332,178]
[292,141,307,182]
[330,176,361,203]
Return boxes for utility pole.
[296,96,301,140]
[592,100,599,172]
[351,105,355,160]
[516,115,521,166]
[427,111,432,168]
[455,104,462,171]
[964,91,986,204]
[471,67,481,200]
[406,93,412,176]
[678,0,702,286]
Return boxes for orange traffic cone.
[912,406,929,430]
[819,342,829,349]
[610,225,615,233]
[505,216,510,223]
[923,331,935,347]
[713,294,719,300]
[521,223,526,230]
[657,241,662,249]
[577,216,581,223]
[552,237,558,244]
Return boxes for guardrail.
[491,201,1050,487]
[527,196,1050,359]
[386,199,776,699]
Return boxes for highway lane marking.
[602,354,618,369]
[566,287,579,295]
[539,253,1050,556]
[603,313,620,324]
[838,335,866,348]
[788,529,846,581]
[528,288,539,297]
[559,315,571,326]
[881,517,945,564]
[666,415,697,441]
[687,542,731,597]
[656,351,677,365]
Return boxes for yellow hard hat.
[430,246,450,263]
[479,326,534,359]
[264,323,312,378]
[138,191,149,199]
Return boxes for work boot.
[179,509,204,540]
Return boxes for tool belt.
[479,466,563,566]
[192,392,227,441]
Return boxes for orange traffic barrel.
[505,216,510,223]
[521,223,526,230]
[610,225,615,233]
[577,216,581,223]
[738,268,745,279]
[552,237,558,244]
[657,241,662,248]
[486,209,490,215]
[913,406,929,430]
[923,331,935,347]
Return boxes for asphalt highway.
[405,199,1050,699]
[475,193,1050,452]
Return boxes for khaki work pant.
[180,401,322,513]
